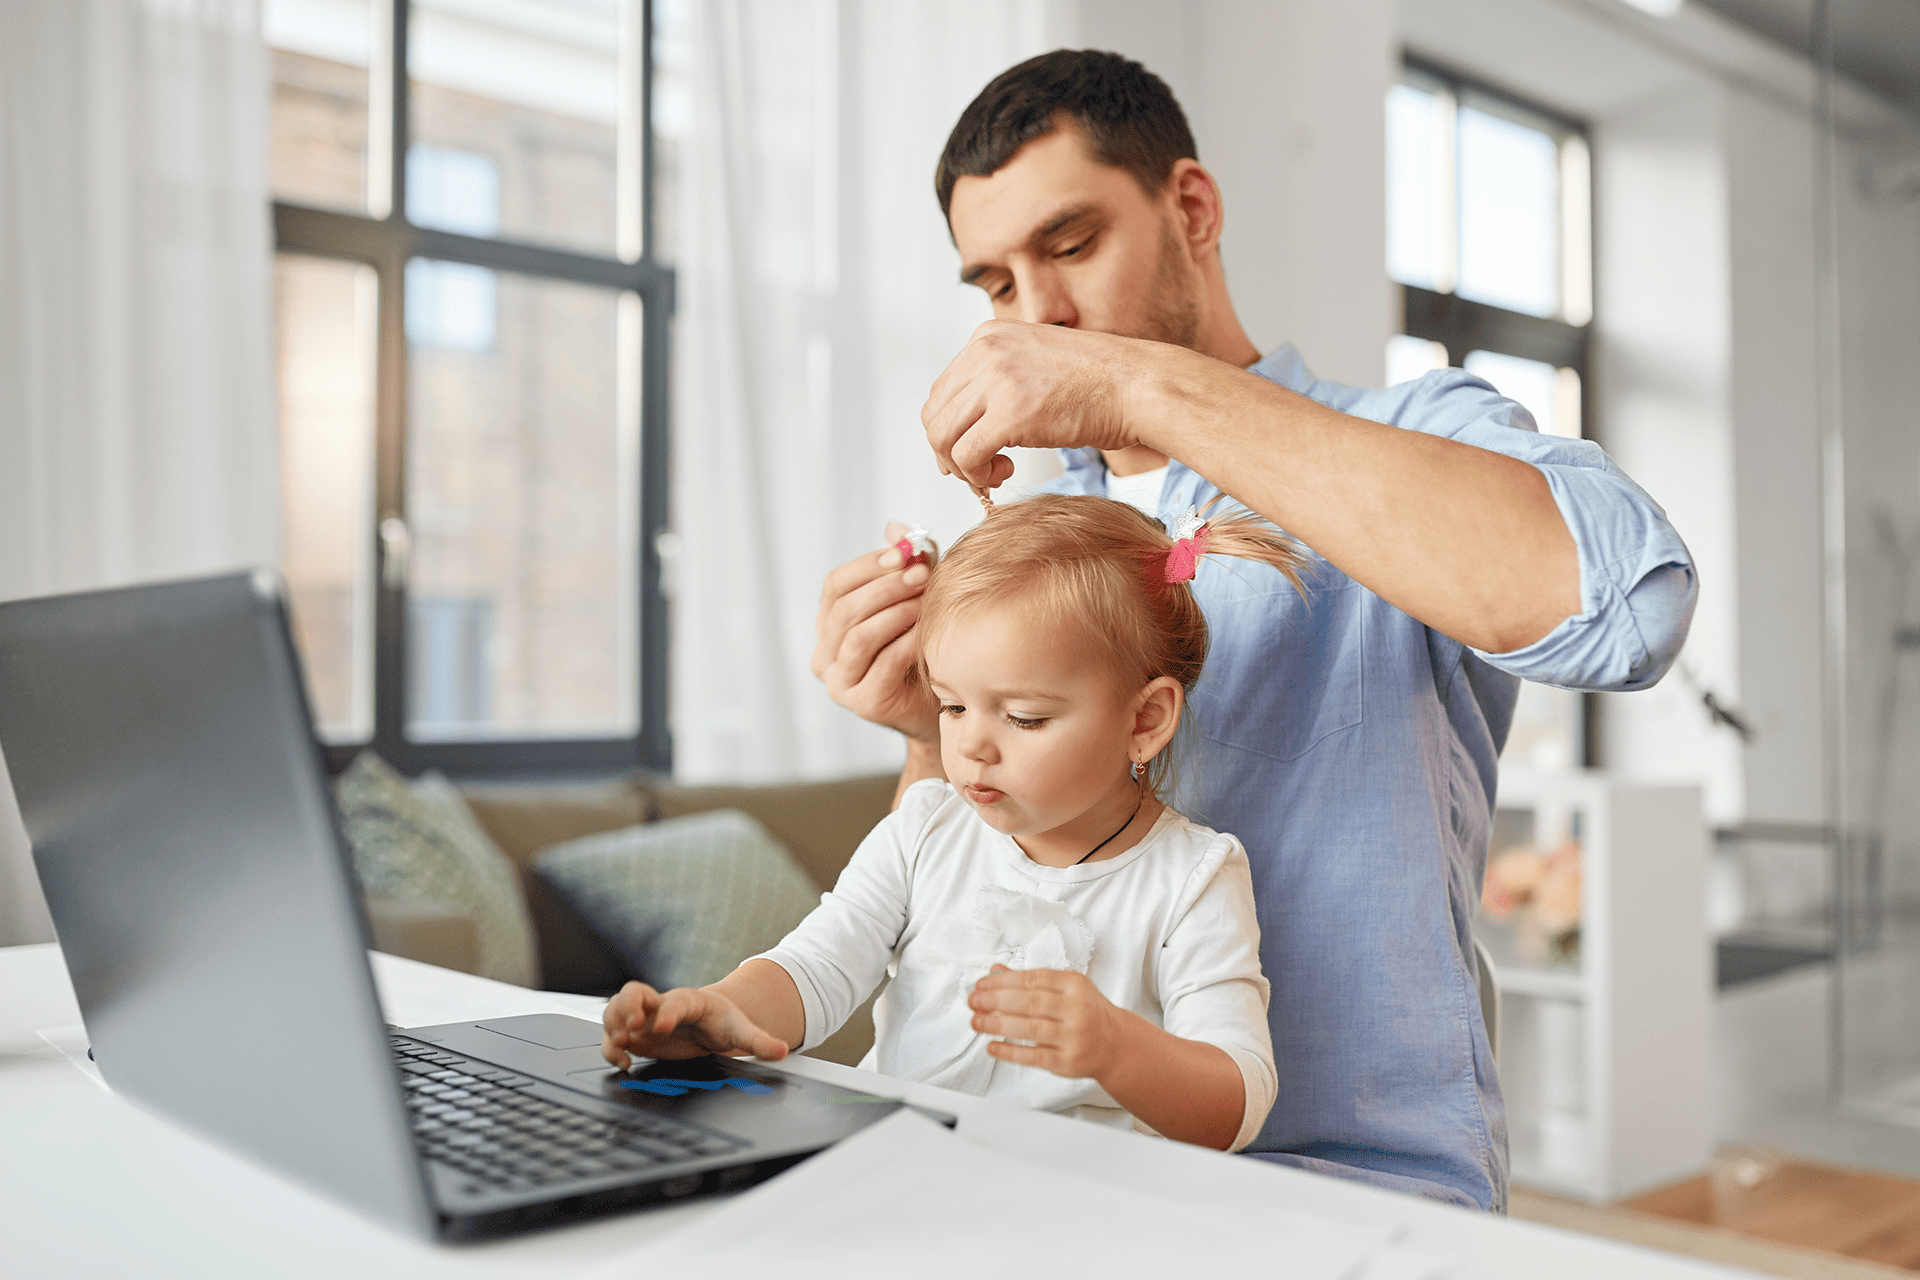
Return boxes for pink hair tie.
[1164,508,1210,584]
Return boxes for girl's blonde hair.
[917,492,1307,796]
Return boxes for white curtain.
[0,0,277,945]
[666,0,1067,784]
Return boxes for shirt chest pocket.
[1187,564,1365,762]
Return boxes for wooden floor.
[1620,1150,1920,1273]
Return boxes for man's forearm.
[891,737,947,810]
[1134,347,1579,654]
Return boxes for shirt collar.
[1246,341,1316,393]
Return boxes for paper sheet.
[584,1110,1452,1280]
[1358,1243,1460,1280]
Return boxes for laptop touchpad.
[473,1013,604,1051]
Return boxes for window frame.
[1395,54,1592,381]
[273,0,674,777]
[1393,53,1598,766]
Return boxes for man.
[811,50,1693,1210]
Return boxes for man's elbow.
[1617,564,1698,691]
[1474,562,1696,692]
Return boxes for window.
[1387,57,1593,768]
[1387,58,1591,437]
[267,0,673,774]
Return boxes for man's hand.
[968,965,1127,1080]
[601,981,789,1069]
[811,521,942,743]
[923,320,1162,490]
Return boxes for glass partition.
[1821,0,1920,1122]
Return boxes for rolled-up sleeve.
[1331,368,1697,692]
[1485,458,1697,690]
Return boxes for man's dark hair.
[935,50,1196,221]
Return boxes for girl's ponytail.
[1167,494,1309,596]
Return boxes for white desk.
[0,944,1756,1278]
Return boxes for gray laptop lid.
[0,572,435,1238]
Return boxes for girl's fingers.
[701,1006,787,1061]
[986,1039,1060,1071]
[651,987,706,1036]
[973,1012,1054,1043]
[606,981,653,1030]
[741,1021,789,1061]
[601,1029,631,1069]
[973,965,1065,992]
[969,982,1062,1019]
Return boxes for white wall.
[1591,83,1745,823]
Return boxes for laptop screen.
[0,572,435,1237]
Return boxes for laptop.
[0,571,932,1241]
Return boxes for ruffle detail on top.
[955,885,1096,997]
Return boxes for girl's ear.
[1130,676,1184,765]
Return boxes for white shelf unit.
[1484,770,1712,1202]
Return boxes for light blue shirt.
[1038,344,1697,1210]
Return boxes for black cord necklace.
[1073,792,1147,866]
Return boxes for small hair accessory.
[894,526,934,566]
[1163,507,1211,584]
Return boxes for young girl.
[601,494,1305,1151]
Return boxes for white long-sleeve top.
[754,779,1277,1151]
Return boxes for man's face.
[947,126,1201,348]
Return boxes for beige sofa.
[363,771,898,1067]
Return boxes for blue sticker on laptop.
[620,1077,774,1097]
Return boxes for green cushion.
[533,809,819,991]
[335,752,540,988]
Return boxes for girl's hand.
[601,980,790,1069]
[968,964,1124,1079]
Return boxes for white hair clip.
[895,526,934,566]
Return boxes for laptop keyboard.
[391,1036,745,1192]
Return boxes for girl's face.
[923,597,1161,864]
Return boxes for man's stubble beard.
[1129,220,1203,352]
